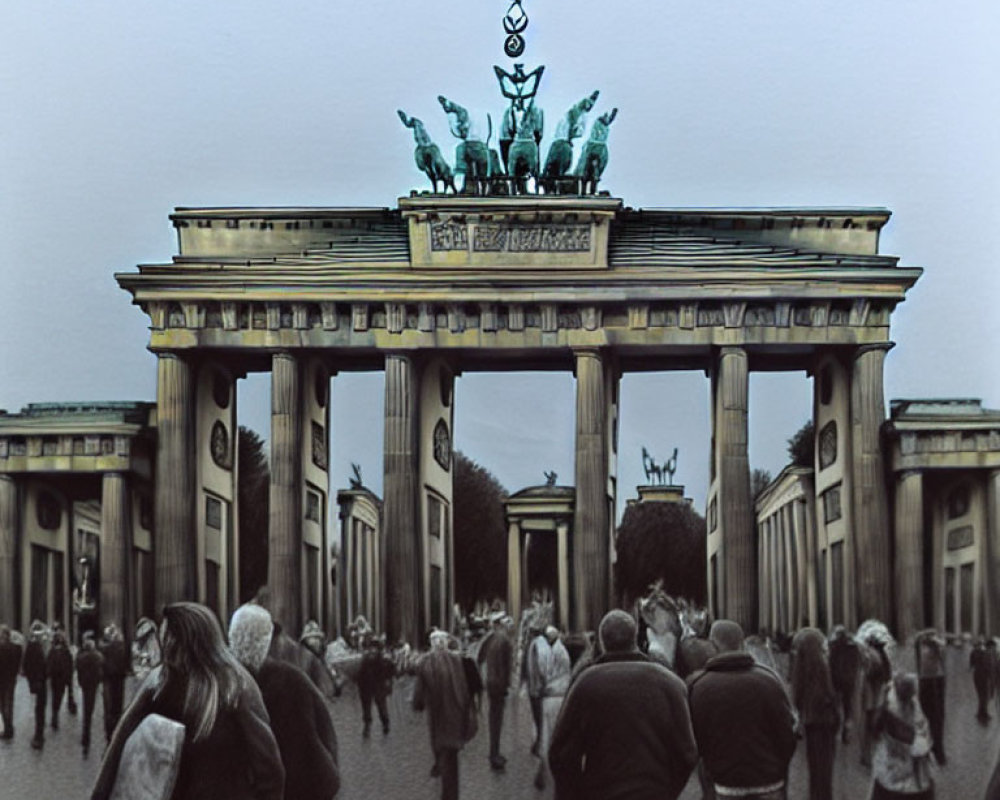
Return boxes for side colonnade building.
[109,194,919,644]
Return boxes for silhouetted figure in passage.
[75,633,103,756]
[23,621,49,749]
[790,628,839,800]
[357,634,395,737]
[971,636,995,724]
[828,625,862,744]
[0,625,23,739]
[476,612,513,770]
[47,629,74,730]
[99,623,128,743]
[914,629,947,764]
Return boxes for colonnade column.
[894,470,924,640]
[573,348,609,633]
[100,472,130,634]
[985,470,1000,636]
[268,353,303,633]
[155,353,196,608]
[0,475,17,628]
[383,354,420,646]
[507,521,521,628]
[557,520,570,631]
[850,343,893,623]
[714,347,755,631]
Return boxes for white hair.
[228,604,273,672]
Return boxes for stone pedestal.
[715,347,754,631]
[573,349,610,633]
[894,470,924,639]
[0,475,17,628]
[155,353,196,607]
[100,472,130,633]
[268,353,303,633]
[383,354,420,645]
[851,344,892,623]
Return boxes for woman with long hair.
[790,627,839,800]
[90,602,284,800]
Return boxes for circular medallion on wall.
[210,421,231,470]
[819,421,837,470]
[433,419,451,471]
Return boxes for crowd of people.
[5,599,1000,799]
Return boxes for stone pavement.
[1,644,998,799]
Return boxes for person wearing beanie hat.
[230,604,340,800]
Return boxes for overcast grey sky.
[2,1,998,517]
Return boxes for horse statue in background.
[638,581,683,670]
[642,446,664,485]
[397,110,456,193]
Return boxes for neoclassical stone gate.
[116,195,920,642]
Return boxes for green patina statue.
[541,90,599,193]
[576,107,618,194]
[437,96,501,195]
[397,110,456,194]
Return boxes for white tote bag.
[109,713,186,800]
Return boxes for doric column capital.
[854,342,896,359]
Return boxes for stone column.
[557,520,570,631]
[985,470,1000,636]
[573,349,610,633]
[714,347,755,631]
[100,472,130,633]
[155,353,196,607]
[0,475,18,628]
[851,344,893,623]
[268,353,303,633]
[507,521,521,626]
[383,354,420,646]
[894,470,925,639]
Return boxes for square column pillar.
[985,470,1000,636]
[713,347,755,631]
[850,344,893,623]
[155,353,196,607]
[573,348,610,633]
[268,352,303,633]
[100,472,131,635]
[0,475,18,628]
[507,520,522,626]
[894,470,925,639]
[383,354,421,645]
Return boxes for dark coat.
[477,629,513,696]
[47,643,74,688]
[76,650,104,693]
[829,636,861,694]
[256,658,340,800]
[412,648,476,752]
[268,625,338,700]
[22,640,47,692]
[0,641,22,689]
[357,648,394,699]
[90,669,284,800]
[688,651,797,790]
[548,650,698,800]
[100,640,129,680]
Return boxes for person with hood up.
[413,629,477,800]
[230,603,340,800]
[790,627,839,800]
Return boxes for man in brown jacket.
[413,630,477,800]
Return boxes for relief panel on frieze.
[429,221,469,251]
[472,223,591,252]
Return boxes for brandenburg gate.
[116,196,920,643]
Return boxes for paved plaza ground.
[2,644,998,799]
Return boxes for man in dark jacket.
[476,612,513,770]
[0,625,23,739]
[76,633,103,756]
[46,629,74,730]
[548,609,698,800]
[357,634,395,737]
[828,625,861,744]
[688,620,797,800]
[230,604,340,800]
[99,622,129,743]
[23,622,48,749]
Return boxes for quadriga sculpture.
[506,102,544,195]
[541,90,598,193]
[397,110,456,194]
[575,107,618,194]
[438,96,498,195]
